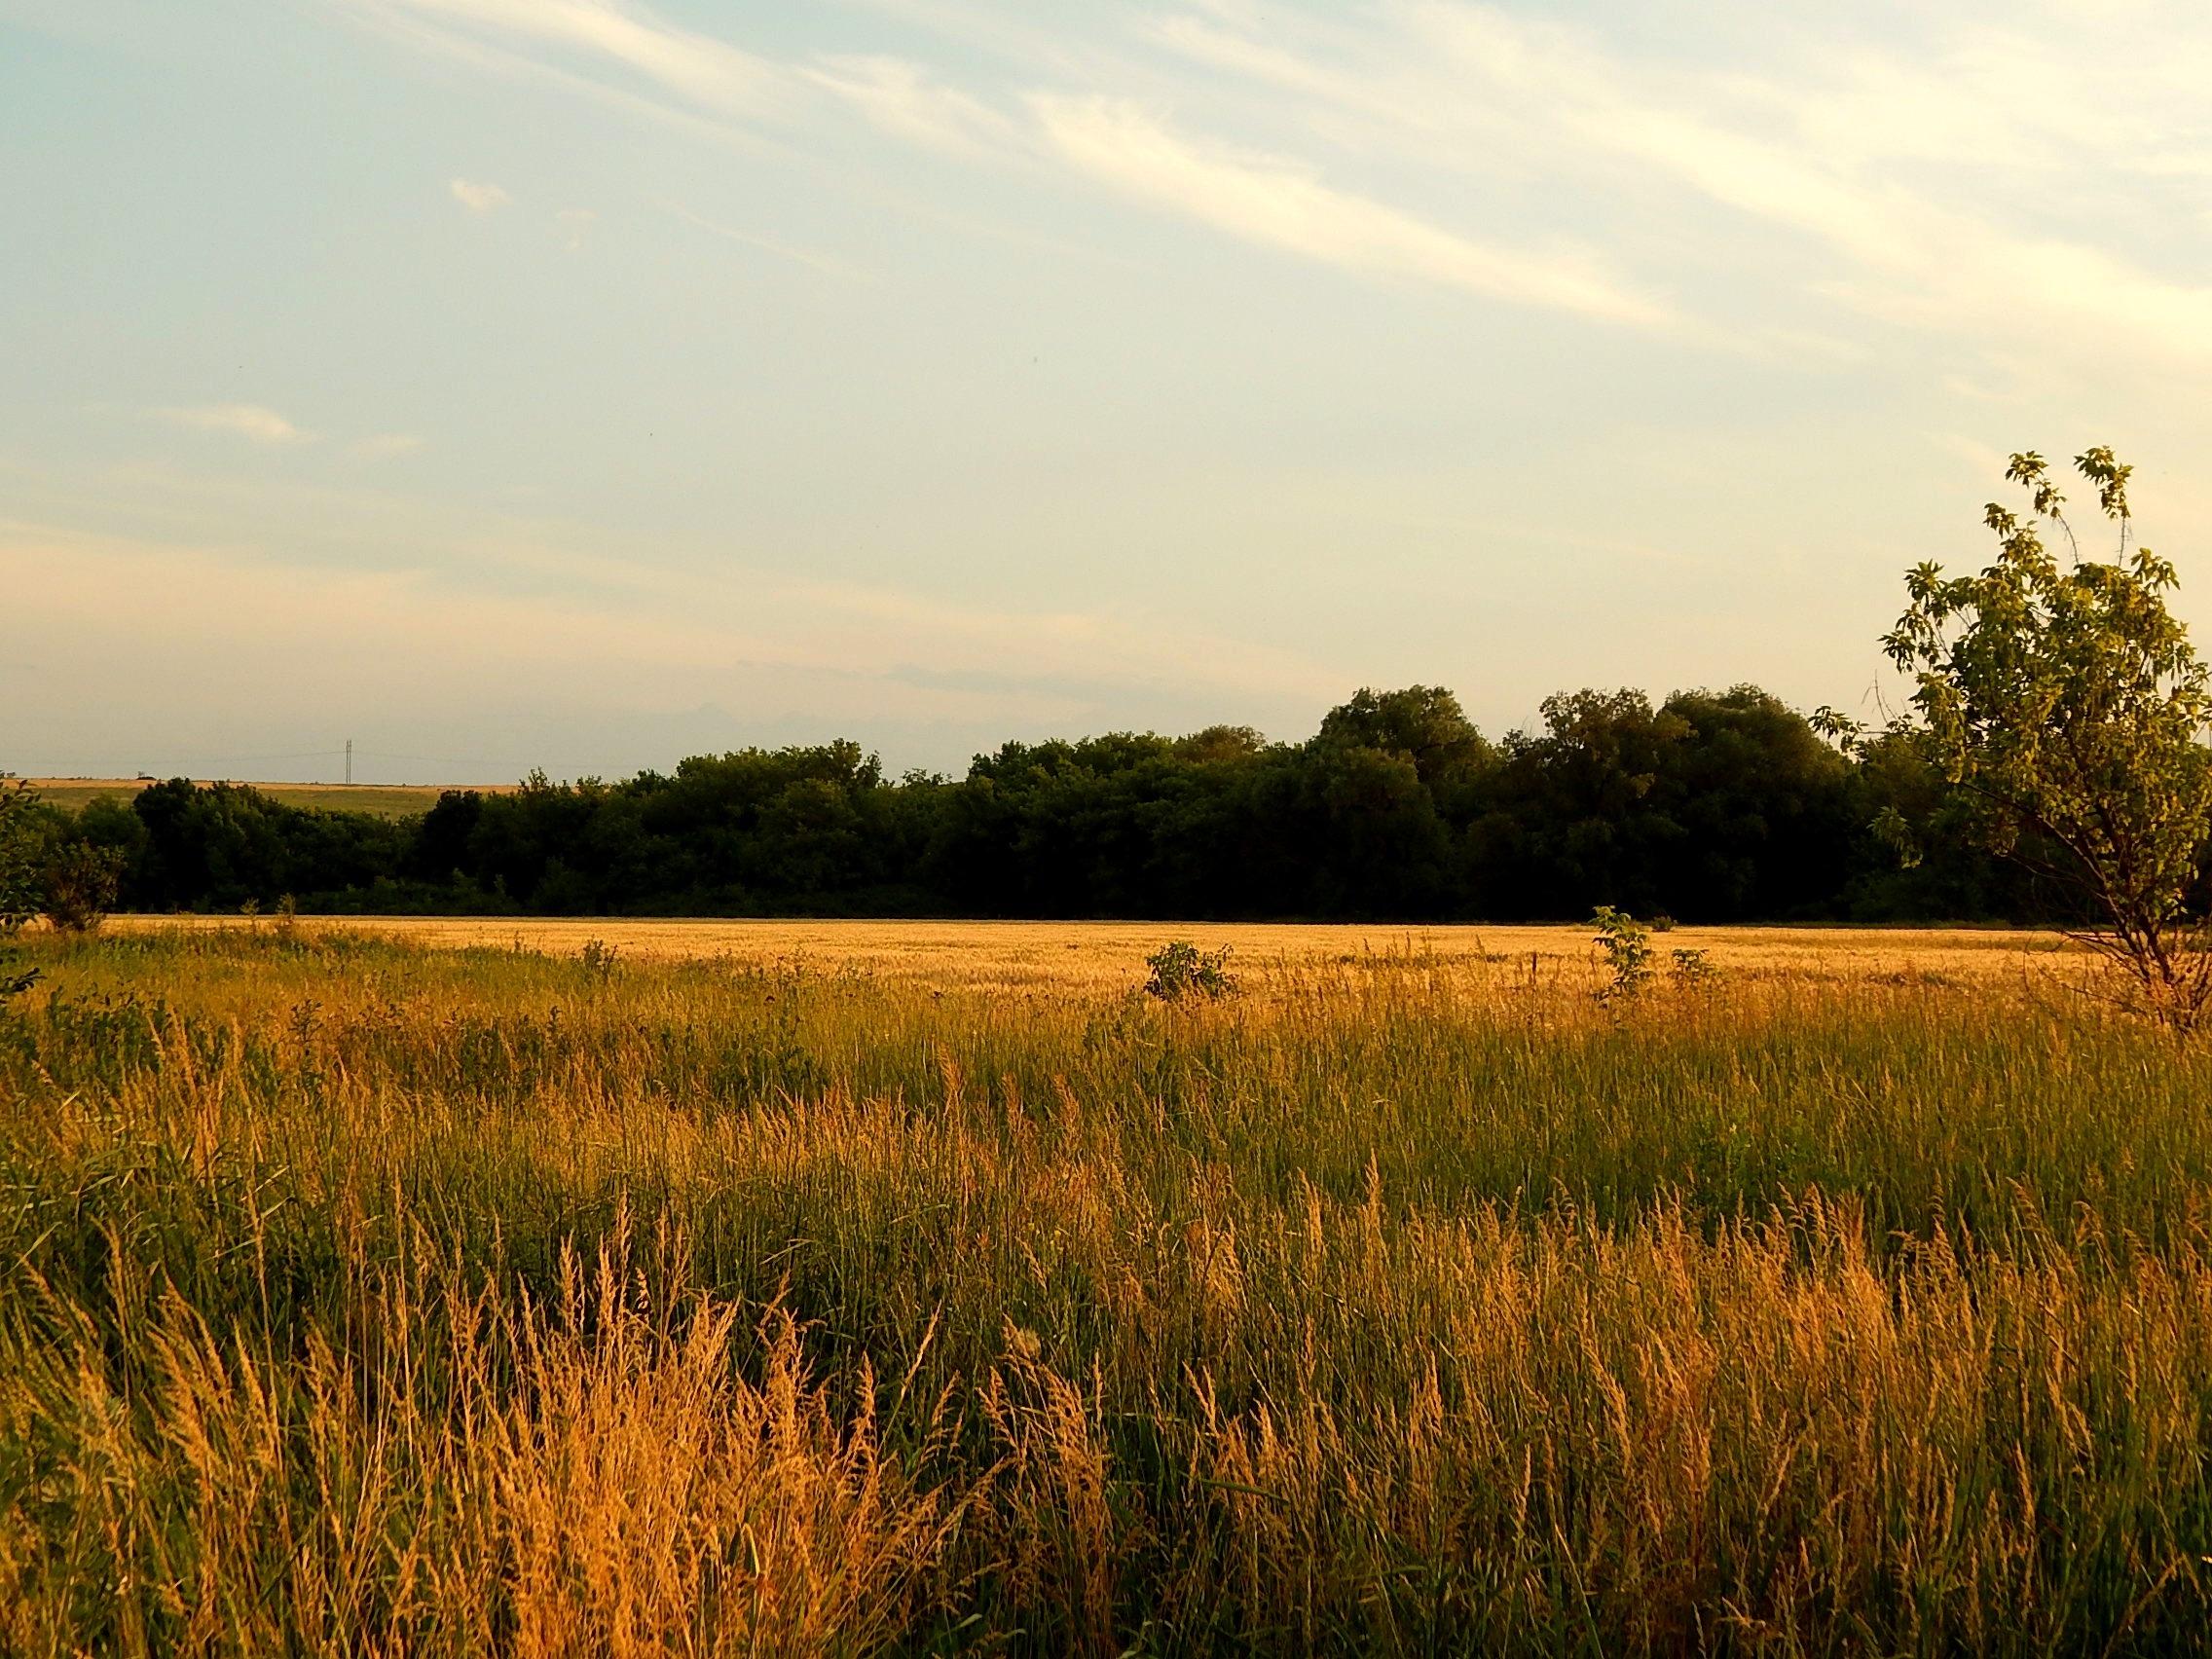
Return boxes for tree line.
[6,682,2056,924]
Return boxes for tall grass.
[4,928,2212,1653]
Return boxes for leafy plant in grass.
[1671,946,1718,987]
[1880,448,2212,1028]
[0,778,39,933]
[1143,939,1236,1002]
[1590,905,1655,1001]
[0,779,41,997]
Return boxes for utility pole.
[345,740,352,786]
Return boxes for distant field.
[109,913,2085,994]
[25,777,512,818]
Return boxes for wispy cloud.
[660,199,875,282]
[350,0,2212,364]
[361,0,795,118]
[334,0,1688,333]
[450,176,510,211]
[803,55,1019,157]
[1030,94,1670,327]
[555,207,595,250]
[1150,2,2212,367]
[348,1,1667,328]
[155,405,315,446]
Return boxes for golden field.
[104,912,2084,994]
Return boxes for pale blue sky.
[5,0,2211,782]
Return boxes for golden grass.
[1,1230,947,1658]
[5,927,2207,1652]
[103,913,2087,995]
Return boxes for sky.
[5,0,2212,784]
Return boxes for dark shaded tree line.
[15,682,2072,924]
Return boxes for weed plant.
[4,928,2212,1654]
[1143,939,1237,1002]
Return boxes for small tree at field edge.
[1881,448,2212,1028]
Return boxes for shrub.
[41,843,126,933]
[1143,940,1236,1002]
[1671,946,1718,987]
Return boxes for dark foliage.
[40,843,126,932]
[125,779,409,911]
[51,683,2057,922]
[1467,687,1858,921]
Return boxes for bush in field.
[1671,945,1718,987]
[1143,939,1236,1001]
[41,842,126,933]
[1880,449,2212,1027]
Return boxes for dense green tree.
[129,781,292,910]
[440,745,938,915]
[129,780,405,910]
[1470,690,1691,919]
[1171,724,1268,764]
[1651,686,1854,919]
[1313,686,1490,784]
[1465,687,1857,922]
[1297,738,1458,917]
[403,790,484,886]
[930,733,1246,916]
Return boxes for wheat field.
[4,921,2208,1655]
[107,912,2083,992]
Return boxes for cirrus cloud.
[1030,93,1672,328]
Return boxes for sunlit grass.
[4,927,2210,1653]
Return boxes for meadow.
[26,780,504,820]
[4,919,2210,1655]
